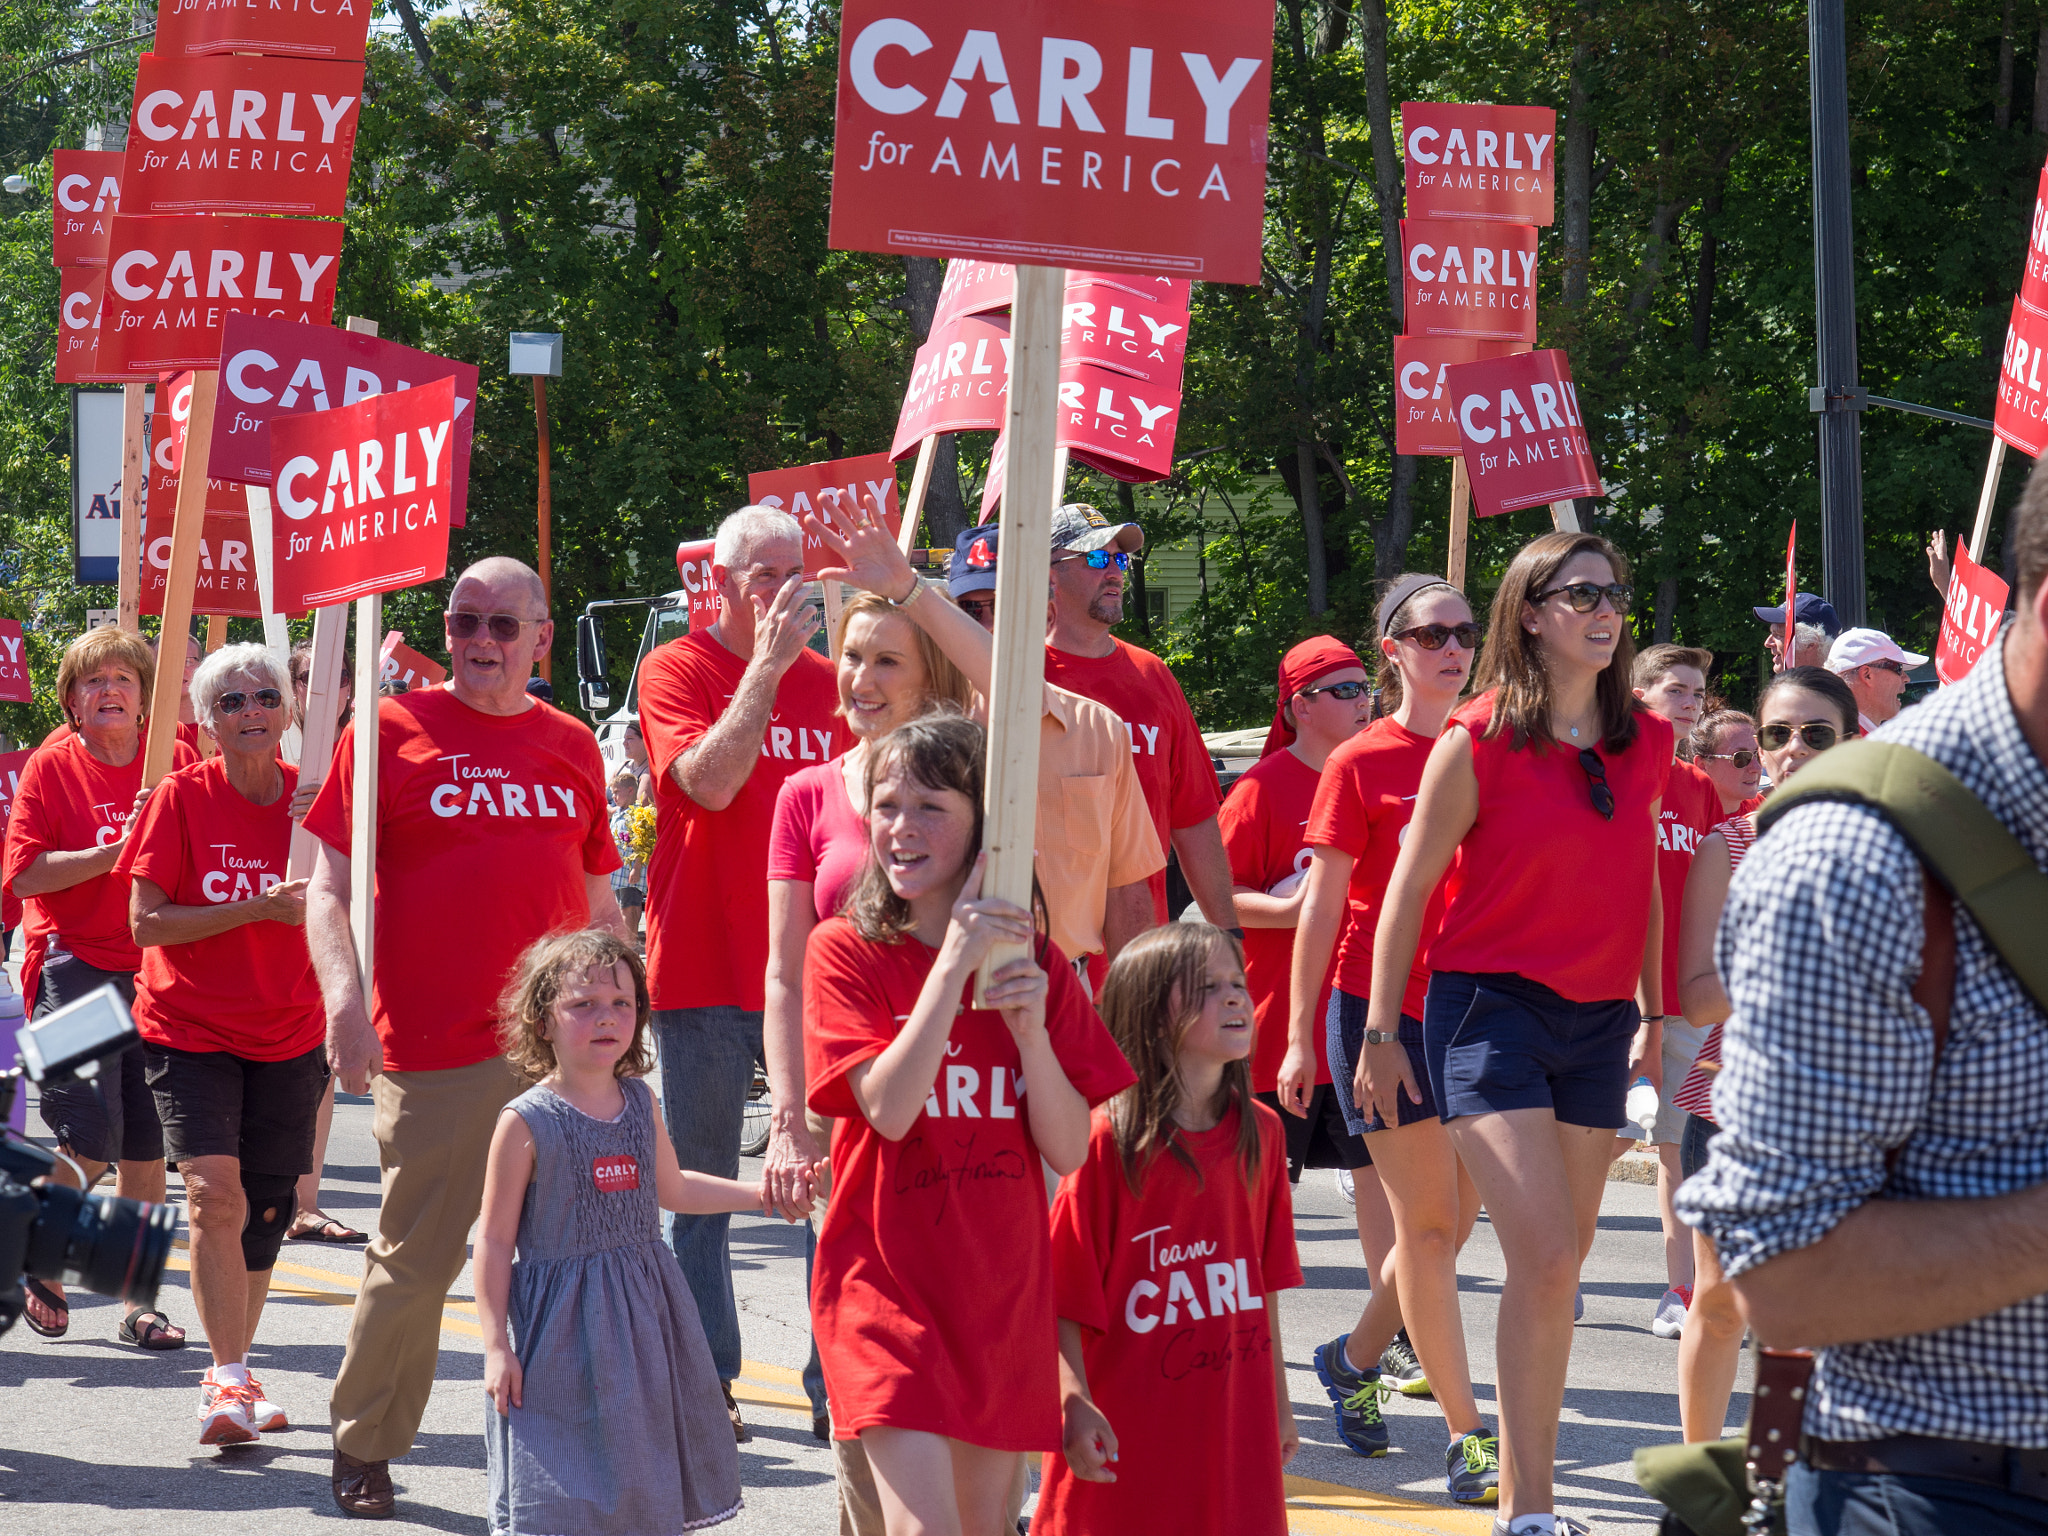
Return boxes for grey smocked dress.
[487,1078,742,1535]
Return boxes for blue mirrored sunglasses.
[1054,549,1131,571]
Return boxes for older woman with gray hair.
[117,642,329,1445]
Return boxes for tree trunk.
[2035,19,2048,133]
[1359,0,1416,578]
[1998,0,2017,129]
[1372,454,1419,584]
[1561,45,1596,310]
[1655,574,1677,643]
[900,255,969,541]
[1691,185,1724,355]
[1118,481,1152,640]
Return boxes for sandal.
[289,1210,368,1244]
[23,1278,68,1338]
[120,1308,187,1350]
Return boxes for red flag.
[1783,523,1797,666]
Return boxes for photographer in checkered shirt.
[1676,480,2048,1536]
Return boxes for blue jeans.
[1789,1464,2048,1535]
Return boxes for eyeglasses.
[212,688,285,715]
[1391,622,1482,651]
[1533,581,1633,615]
[445,611,538,641]
[1053,549,1132,571]
[1865,659,1907,676]
[1578,748,1615,821]
[1757,722,1845,752]
[957,594,996,619]
[1299,680,1368,701]
[1699,748,1759,769]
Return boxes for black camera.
[0,984,178,1337]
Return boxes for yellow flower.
[627,803,659,863]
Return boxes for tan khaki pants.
[330,1054,524,1461]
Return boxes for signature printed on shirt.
[890,1130,1028,1224]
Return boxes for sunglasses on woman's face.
[1391,622,1481,651]
[1053,549,1132,571]
[213,689,285,715]
[1533,581,1634,615]
[1578,747,1615,821]
[1299,680,1368,701]
[1699,748,1760,769]
[1757,722,1844,752]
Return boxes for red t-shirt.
[1043,639,1220,923]
[767,760,869,923]
[117,757,323,1061]
[1217,750,1330,1091]
[1034,1101,1302,1536]
[2,731,199,971]
[1304,718,1441,1020]
[638,631,842,1011]
[302,689,619,1072]
[1428,694,1674,1003]
[803,918,1136,1450]
[1654,759,1724,1010]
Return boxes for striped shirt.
[1670,814,1756,1123]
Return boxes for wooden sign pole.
[1446,458,1472,588]
[899,433,938,557]
[140,370,219,787]
[822,579,844,660]
[244,482,298,759]
[977,264,1062,1002]
[1968,437,2007,562]
[286,601,348,879]
[1549,499,1582,533]
[118,382,147,632]
[343,316,382,1000]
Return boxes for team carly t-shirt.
[1217,750,1331,1091]
[2,730,199,971]
[803,918,1136,1450]
[1428,693,1674,1003]
[1655,758,1725,1008]
[638,629,842,1012]
[117,757,323,1061]
[1033,1101,1303,1536]
[1043,639,1221,923]
[767,760,869,922]
[303,688,618,1071]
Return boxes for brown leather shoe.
[722,1382,751,1444]
[331,1450,394,1519]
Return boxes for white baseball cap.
[1826,627,1927,673]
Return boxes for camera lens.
[25,1182,177,1311]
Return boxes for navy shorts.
[1326,989,1435,1135]
[1423,970,1637,1130]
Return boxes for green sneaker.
[1312,1335,1390,1457]
[1447,1430,1501,1505]
[1379,1328,1431,1396]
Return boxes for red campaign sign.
[100,214,343,374]
[1060,277,1188,382]
[1444,348,1601,517]
[211,313,478,526]
[55,266,132,384]
[1995,296,2048,457]
[675,539,718,629]
[268,377,457,611]
[380,631,447,690]
[1393,334,1530,456]
[747,454,904,574]
[52,150,122,267]
[1402,102,1557,226]
[1935,542,2011,687]
[154,371,252,501]
[979,433,1008,519]
[2023,162,2048,319]
[0,748,32,827]
[830,0,1273,283]
[1401,218,1538,342]
[155,0,375,63]
[1057,359,1179,479]
[141,508,276,619]
[932,259,1016,328]
[0,619,29,704]
[124,55,363,219]
[892,311,1013,457]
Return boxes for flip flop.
[119,1308,186,1350]
[22,1278,68,1338]
[289,1211,368,1244]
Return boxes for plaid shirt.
[1675,628,2048,1446]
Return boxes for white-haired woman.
[118,642,329,1445]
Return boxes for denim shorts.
[1326,988,1435,1136]
[1679,1111,1717,1181]
[1422,970,1637,1130]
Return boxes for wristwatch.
[1364,1029,1400,1046]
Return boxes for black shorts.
[1679,1112,1716,1181]
[1254,1086,1371,1181]
[1326,989,1436,1134]
[143,1043,328,1173]
[33,951,160,1165]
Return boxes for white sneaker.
[246,1373,288,1432]
[197,1370,260,1445]
[1651,1286,1692,1340]
[1336,1167,1356,1204]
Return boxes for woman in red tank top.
[1360,532,1673,1535]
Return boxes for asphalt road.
[0,1064,1739,1536]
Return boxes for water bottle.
[0,971,26,1135]
[1625,1075,1659,1143]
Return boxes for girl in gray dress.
[478,929,772,1535]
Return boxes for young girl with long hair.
[803,714,1134,1536]
[477,929,770,1535]
[1366,533,1674,1536]
[1034,923,1303,1536]
[1278,574,1494,1501]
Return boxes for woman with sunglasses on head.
[1668,667,1859,1444]
[1278,576,1496,1504]
[1363,533,1673,1536]
[1688,710,1761,818]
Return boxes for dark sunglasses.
[1391,622,1481,651]
[1299,680,1368,701]
[445,611,537,641]
[1757,722,1845,752]
[1578,748,1615,821]
[1699,748,1759,769]
[212,688,285,715]
[1053,549,1131,571]
[958,593,996,616]
[1533,581,1634,615]
[1865,659,1907,676]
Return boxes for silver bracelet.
[884,579,924,609]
